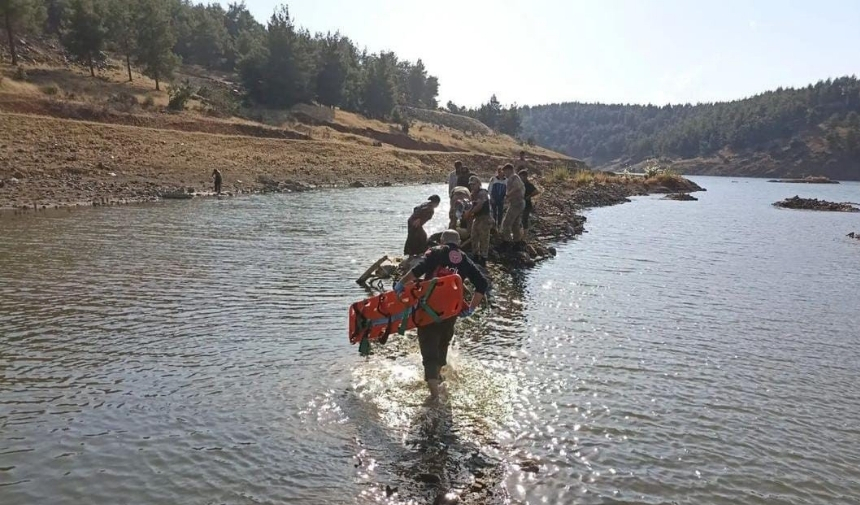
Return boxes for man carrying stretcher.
[394,230,489,399]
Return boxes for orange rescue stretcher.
[348,275,465,350]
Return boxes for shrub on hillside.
[197,85,240,116]
[549,167,571,183]
[141,95,155,109]
[167,82,194,111]
[40,83,60,96]
[13,67,28,82]
[107,92,138,112]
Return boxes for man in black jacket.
[394,230,489,398]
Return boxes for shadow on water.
[346,325,520,504]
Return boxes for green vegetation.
[1,1,451,123]
[521,77,860,168]
[447,95,522,136]
[61,0,107,77]
[1,0,46,66]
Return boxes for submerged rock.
[768,176,839,184]
[848,232,859,240]
[774,196,859,212]
[663,193,698,201]
[418,473,441,484]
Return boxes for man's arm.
[459,258,489,310]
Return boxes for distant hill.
[521,77,860,180]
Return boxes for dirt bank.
[0,112,566,212]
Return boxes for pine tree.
[1,0,46,65]
[405,59,427,107]
[62,0,107,77]
[361,52,398,119]
[314,32,358,108]
[105,0,136,81]
[258,5,314,107]
[134,0,179,91]
[44,0,67,35]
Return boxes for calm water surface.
[1,177,859,504]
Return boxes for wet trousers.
[501,199,525,242]
[417,317,456,381]
[491,198,505,226]
[470,214,492,258]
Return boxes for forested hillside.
[2,0,440,121]
[521,77,860,179]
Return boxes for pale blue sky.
[242,0,860,108]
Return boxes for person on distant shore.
[488,166,507,227]
[499,164,525,249]
[404,195,441,256]
[520,169,541,239]
[394,229,489,399]
[212,169,223,195]
[463,176,492,266]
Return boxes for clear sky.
[242,0,860,108]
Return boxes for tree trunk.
[126,53,132,82]
[4,14,17,66]
[155,71,160,91]
[89,55,95,77]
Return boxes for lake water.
[1,177,859,504]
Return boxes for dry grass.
[647,171,685,186]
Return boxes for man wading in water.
[395,230,489,398]
[212,169,223,195]
[404,195,441,256]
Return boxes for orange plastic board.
[348,275,465,344]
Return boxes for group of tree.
[1,1,440,118]
[446,95,523,137]
[519,76,860,164]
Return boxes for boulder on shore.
[773,196,859,212]
[663,193,698,201]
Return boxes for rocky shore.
[482,172,705,267]
[773,196,859,212]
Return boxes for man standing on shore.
[488,166,507,228]
[520,169,541,239]
[394,229,489,399]
[499,164,525,250]
[463,176,492,266]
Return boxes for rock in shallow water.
[663,193,698,201]
[774,196,859,212]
